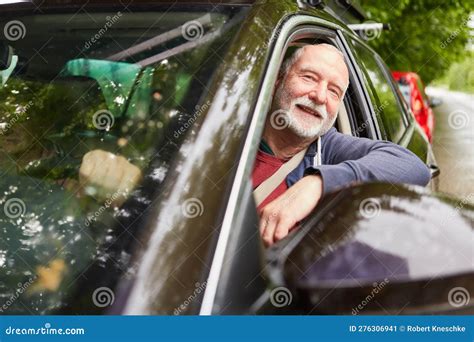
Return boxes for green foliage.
[362,0,473,84]
[433,51,474,92]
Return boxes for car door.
[200,9,398,315]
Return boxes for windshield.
[0,7,244,314]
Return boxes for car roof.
[1,0,256,7]
[1,0,366,23]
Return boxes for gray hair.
[279,43,345,80]
[278,43,349,94]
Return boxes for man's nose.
[308,83,327,105]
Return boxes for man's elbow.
[415,163,431,186]
[405,155,431,187]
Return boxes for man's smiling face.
[272,44,349,139]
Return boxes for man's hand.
[259,175,323,247]
[79,149,142,205]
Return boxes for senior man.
[253,43,430,246]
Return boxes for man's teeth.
[298,105,319,117]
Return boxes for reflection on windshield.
[0,8,238,314]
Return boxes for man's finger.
[274,217,292,243]
[262,214,278,247]
[259,218,266,236]
[259,207,275,234]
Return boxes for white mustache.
[292,97,327,120]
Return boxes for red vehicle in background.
[392,71,437,142]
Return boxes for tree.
[362,0,472,84]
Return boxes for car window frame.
[200,13,386,315]
[344,36,414,143]
[337,31,384,139]
[373,54,411,128]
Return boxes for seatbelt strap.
[253,147,307,207]
[253,137,321,207]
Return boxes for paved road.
[426,87,474,204]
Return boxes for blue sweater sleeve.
[307,128,431,195]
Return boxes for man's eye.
[329,89,340,99]
[302,75,315,81]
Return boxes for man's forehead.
[302,44,344,60]
[296,46,349,86]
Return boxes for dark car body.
[0,0,470,316]
[392,71,435,142]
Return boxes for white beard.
[272,82,337,139]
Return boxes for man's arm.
[308,128,431,194]
[260,128,431,246]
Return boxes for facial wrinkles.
[273,80,337,139]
